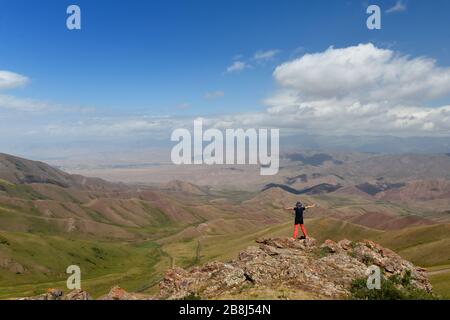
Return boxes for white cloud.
[0,70,93,113]
[273,43,450,103]
[0,70,51,111]
[226,61,248,73]
[0,71,29,90]
[43,116,185,138]
[203,90,225,100]
[258,43,450,136]
[0,94,53,111]
[386,0,407,14]
[253,49,280,61]
[13,44,450,140]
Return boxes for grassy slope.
[1,179,449,299]
[0,232,167,299]
[428,265,450,299]
[1,215,449,299]
[372,224,450,267]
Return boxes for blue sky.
[1,0,450,157]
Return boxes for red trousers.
[293,224,308,238]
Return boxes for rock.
[64,289,92,300]
[8,262,25,274]
[0,257,25,274]
[45,288,64,300]
[158,237,433,299]
[21,288,65,300]
[98,286,154,300]
[338,239,353,250]
[321,239,339,253]
[100,286,131,300]
[19,238,433,300]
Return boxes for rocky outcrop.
[98,286,154,300]
[0,257,25,274]
[19,288,92,300]
[158,237,432,299]
[18,238,432,300]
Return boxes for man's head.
[296,201,303,208]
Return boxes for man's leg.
[300,224,308,238]
[292,224,299,239]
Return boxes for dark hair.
[296,201,303,207]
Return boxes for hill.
[20,237,434,300]
[0,152,449,299]
[0,153,121,190]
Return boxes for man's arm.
[304,204,316,209]
[283,207,295,211]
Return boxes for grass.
[428,265,450,299]
[0,232,165,299]
[350,274,436,300]
[1,179,449,300]
[0,180,47,200]
[373,224,450,267]
[2,215,449,299]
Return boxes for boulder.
[98,286,154,300]
[64,289,93,300]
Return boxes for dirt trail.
[428,267,450,276]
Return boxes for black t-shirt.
[294,206,305,217]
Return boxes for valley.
[0,152,449,299]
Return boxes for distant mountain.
[0,153,121,190]
[326,154,450,181]
[262,183,342,195]
[163,180,209,195]
[281,134,450,154]
[377,180,450,202]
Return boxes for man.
[284,201,316,240]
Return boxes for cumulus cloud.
[0,71,29,90]
[386,0,407,14]
[42,44,450,138]
[14,44,450,140]
[226,61,248,73]
[273,43,450,103]
[258,43,450,136]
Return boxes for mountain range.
[0,151,449,299]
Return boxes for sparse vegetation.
[182,293,202,300]
[362,254,375,266]
[350,273,436,300]
[314,246,334,258]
